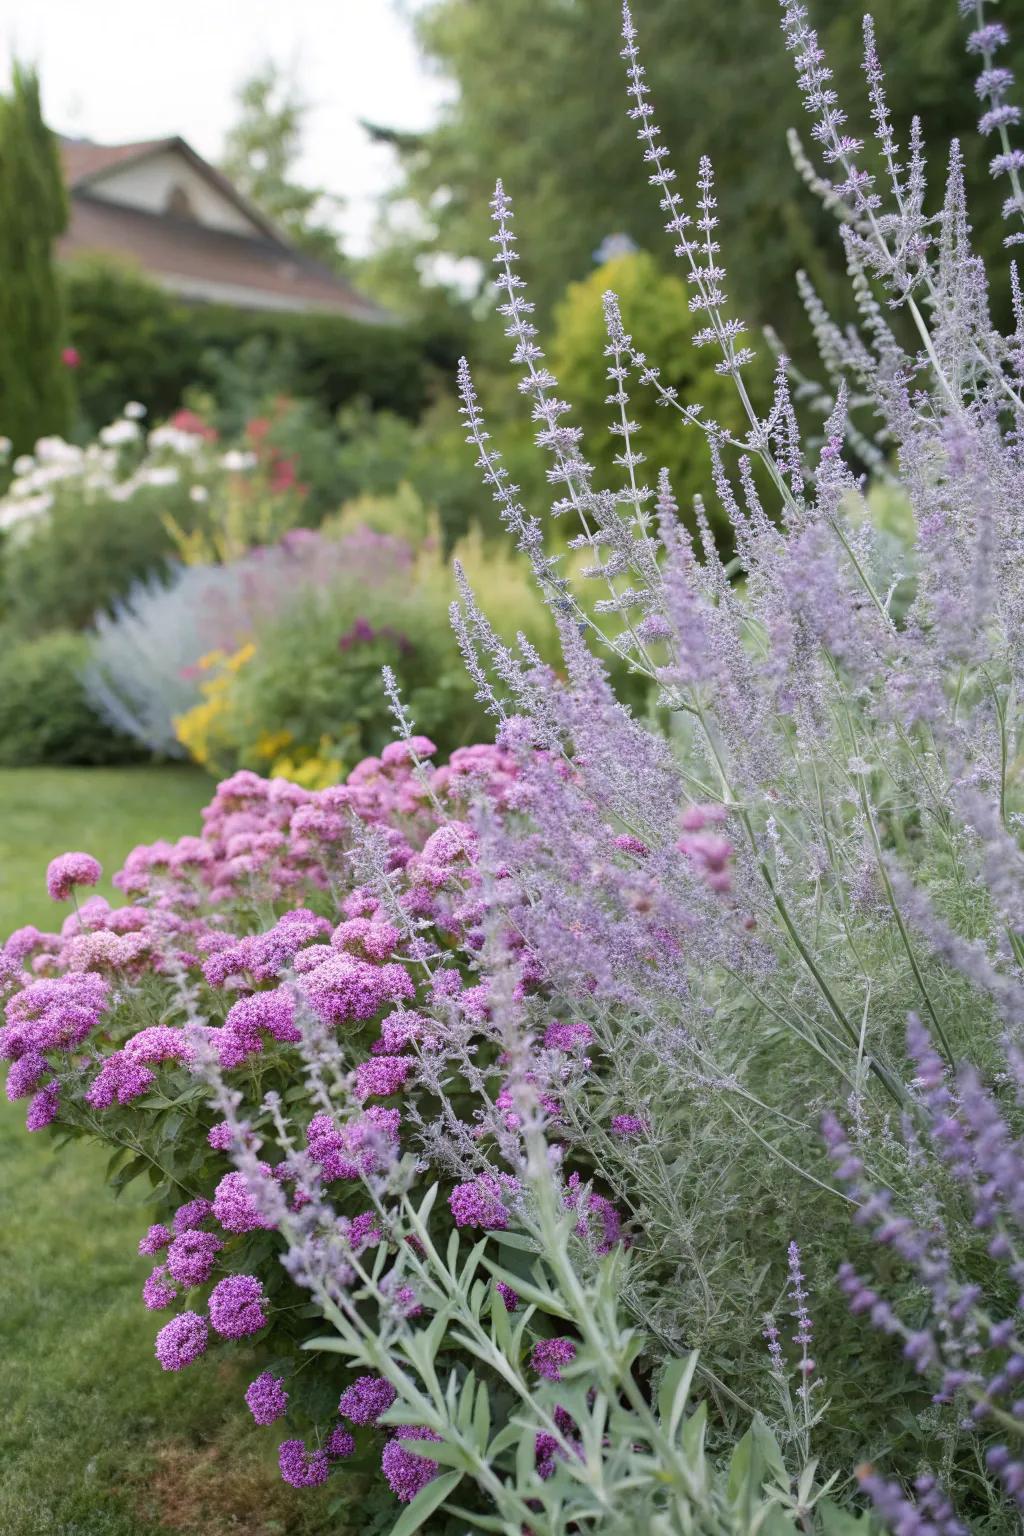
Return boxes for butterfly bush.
[6,0,1024,1530]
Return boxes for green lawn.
[0,767,347,1535]
[0,765,215,934]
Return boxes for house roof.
[57,135,391,322]
[60,135,287,246]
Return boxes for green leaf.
[726,1427,755,1507]
[386,1470,462,1536]
[486,1421,523,1460]
[818,1497,876,1535]
[301,1335,355,1356]
[472,1376,491,1453]
[750,1413,790,1494]
[657,1353,699,1440]
[482,1261,572,1320]
[492,1231,538,1253]
[681,1399,708,1467]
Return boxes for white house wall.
[86,152,260,237]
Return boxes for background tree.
[0,64,74,454]
[220,63,347,272]
[382,0,1024,349]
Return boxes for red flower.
[170,408,218,442]
[61,346,80,368]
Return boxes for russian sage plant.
[5,1,1024,1532]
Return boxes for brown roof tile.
[58,193,390,321]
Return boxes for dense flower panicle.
[300,954,415,1026]
[154,1311,208,1370]
[245,1371,288,1426]
[306,1105,401,1182]
[5,1050,49,1101]
[143,1265,178,1311]
[449,1175,514,1230]
[531,1337,578,1382]
[123,1026,195,1066]
[25,1080,60,1131]
[380,1426,442,1503]
[165,1229,223,1288]
[211,1161,277,1234]
[338,1374,398,1426]
[46,851,102,902]
[610,1113,648,1137]
[278,1438,329,1489]
[213,1169,277,1233]
[173,1198,214,1233]
[325,1426,355,1459]
[207,1274,267,1339]
[355,1054,414,1099]
[496,1281,520,1312]
[2,972,109,1059]
[203,909,332,987]
[85,1051,156,1109]
[138,1223,172,1256]
[544,1020,594,1051]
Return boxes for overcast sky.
[0,0,449,255]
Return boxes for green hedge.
[63,256,464,432]
[0,630,142,765]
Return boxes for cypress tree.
[0,64,73,453]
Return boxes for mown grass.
[0,767,352,1536]
[0,765,215,934]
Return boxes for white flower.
[219,450,257,472]
[100,419,141,447]
[148,426,203,455]
[34,436,83,465]
[123,401,147,420]
[189,485,210,503]
[139,465,179,487]
[12,455,35,475]
[0,492,52,529]
[0,436,11,457]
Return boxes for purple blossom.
[5,1051,49,1101]
[381,1426,442,1502]
[84,1051,155,1109]
[531,1336,577,1382]
[203,909,331,987]
[173,1198,214,1233]
[138,1223,172,1256]
[355,1054,414,1099]
[213,1168,277,1233]
[338,1374,397,1426]
[278,1438,329,1488]
[224,987,301,1047]
[46,851,101,902]
[143,1265,178,1311]
[610,1114,648,1137]
[165,1229,222,1288]
[306,1106,401,1181]
[207,1274,267,1339]
[326,1426,355,1459]
[2,972,108,1058]
[544,1020,594,1051]
[154,1310,208,1370]
[245,1371,288,1426]
[300,953,415,1027]
[448,1175,513,1230]
[25,1081,60,1131]
[496,1281,519,1312]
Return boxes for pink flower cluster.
[1,734,645,1502]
